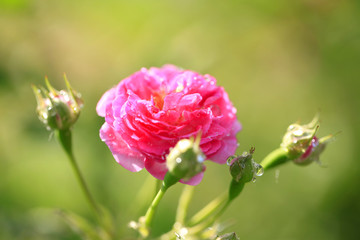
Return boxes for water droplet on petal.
[176,157,182,163]
[176,84,184,92]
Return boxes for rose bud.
[280,114,335,165]
[260,114,336,170]
[228,147,263,183]
[32,75,83,131]
[293,134,334,166]
[280,114,320,160]
[166,134,205,181]
[227,148,263,201]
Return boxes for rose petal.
[100,123,145,172]
[96,87,116,117]
[180,172,204,186]
[208,136,239,164]
[144,158,168,180]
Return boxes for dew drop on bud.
[254,163,264,177]
[227,155,237,165]
[197,154,205,163]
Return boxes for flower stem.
[176,185,195,225]
[56,129,101,217]
[139,183,168,238]
[260,147,289,171]
[140,173,179,238]
[155,179,162,198]
[186,192,227,227]
[189,198,232,236]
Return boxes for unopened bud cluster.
[32,75,83,131]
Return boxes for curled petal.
[96,87,116,117]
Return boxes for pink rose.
[96,65,241,185]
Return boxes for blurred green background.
[1,0,359,239]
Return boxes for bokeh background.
[1,0,359,239]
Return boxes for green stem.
[139,173,179,238]
[189,199,232,236]
[176,185,195,225]
[155,179,162,198]
[260,147,289,171]
[187,192,227,227]
[139,184,168,238]
[56,130,101,217]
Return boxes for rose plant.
[32,65,335,240]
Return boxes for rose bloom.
[96,65,241,185]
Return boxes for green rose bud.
[260,114,335,170]
[32,75,83,131]
[280,113,335,166]
[228,147,263,183]
[166,134,205,181]
[280,114,320,159]
[228,148,263,201]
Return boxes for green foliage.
[0,0,359,239]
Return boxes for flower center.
[152,88,166,109]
